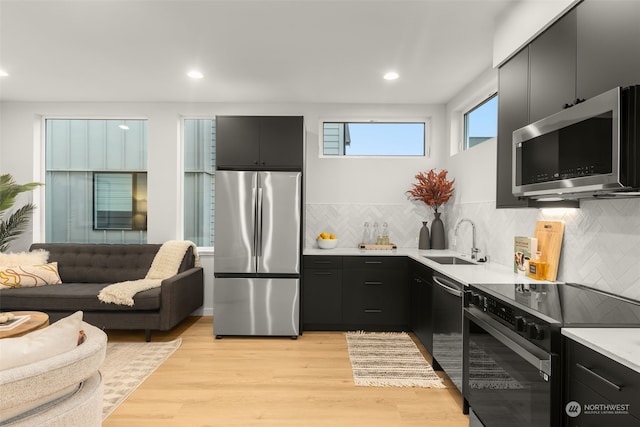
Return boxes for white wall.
[0,100,441,315]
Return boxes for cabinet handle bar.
[575,363,623,391]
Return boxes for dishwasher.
[430,271,464,392]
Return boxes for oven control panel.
[468,289,552,352]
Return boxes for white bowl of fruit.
[316,232,338,249]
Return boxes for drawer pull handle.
[314,271,333,276]
[313,261,332,264]
[575,363,622,391]
[364,281,382,285]
[364,261,383,264]
[364,309,382,313]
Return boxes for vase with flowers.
[406,169,455,249]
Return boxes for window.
[322,122,426,156]
[183,118,215,247]
[94,172,147,230]
[463,94,498,150]
[45,119,147,243]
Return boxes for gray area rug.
[345,331,445,388]
[101,338,181,419]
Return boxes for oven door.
[463,307,560,427]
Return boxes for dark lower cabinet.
[342,256,408,330]
[302,255,408,331]
[564,337,640,426]
[410,260,433,353]
[302,256,342,329]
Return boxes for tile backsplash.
[305,197,640,301]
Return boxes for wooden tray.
[358,243,397,250]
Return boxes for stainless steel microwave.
[512,85,640,200]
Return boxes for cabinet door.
[497,47,531,208]
[529,9,577,123]
[564,338,640,425]
[342,257,408,328]
[259,116,303,170]
[215,116,260,168]
[577,0,640,101]
[302,256,342,329]
[410,261,433,353]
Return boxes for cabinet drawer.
[343,256,405,270]
[565,378,640,427]
[566,339,640,419]
[304,255,342,269]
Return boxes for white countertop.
[562,328,640,373]
[303,247,550,286]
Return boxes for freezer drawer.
[213,278,300,337]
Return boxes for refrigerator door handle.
[256,186,264,259]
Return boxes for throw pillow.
[0,311,83,371]
[0,262,62,289]
[0,250,49,267]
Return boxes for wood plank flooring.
[103,317,468,427]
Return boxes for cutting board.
[534,221,565,281]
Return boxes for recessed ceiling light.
[0,69,9,77]
[383,71,399,81]
[118,124,129,130]
[187,70,204,79]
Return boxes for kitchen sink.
[424,256,476,265]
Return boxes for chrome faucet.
[455,218,479,260]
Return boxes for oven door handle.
[466,309,552,377]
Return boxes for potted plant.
[406,169,455,249]
[0,174,43,252]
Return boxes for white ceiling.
[0,0,516,104]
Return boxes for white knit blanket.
[98,240,200,306]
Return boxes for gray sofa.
[0,243,204,341]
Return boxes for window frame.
[318,118,431,158]
[180,116,216,250]
[462,92,498,151]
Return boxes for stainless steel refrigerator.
[213,170,301,338]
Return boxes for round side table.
[0,311,50,339]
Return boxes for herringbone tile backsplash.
[305,198,640,300]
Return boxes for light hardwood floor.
[103,317,468,427]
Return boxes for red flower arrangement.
[406,169,455,213]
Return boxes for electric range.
[463,282,640,427]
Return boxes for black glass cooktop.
[470,282,640,327]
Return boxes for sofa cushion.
[0,250,49,267]
[29,243,161,283]
[28,243,195,283]
[0,311,83,371]
[0,263,62,289]
[0,283,161,312]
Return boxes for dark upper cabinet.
[497,47,532,208]
[576,0,640,101]
[496,0,639,208]
[528,9,577,123]
[216,116,303,170]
